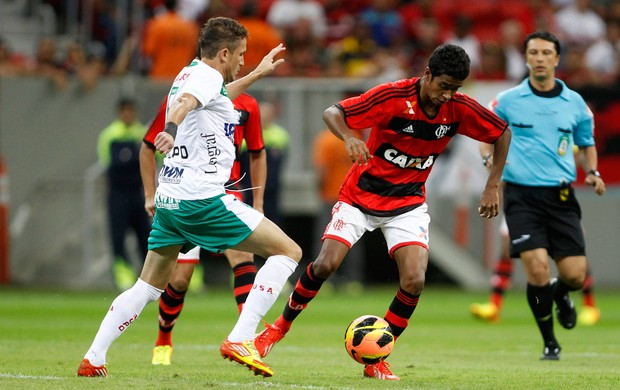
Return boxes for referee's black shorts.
[503,182,585,259]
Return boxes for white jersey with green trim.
[157,60,236,200]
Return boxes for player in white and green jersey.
[78,17,296,379]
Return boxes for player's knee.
[562,273,586,289]
[169,275,191,292]
[312,258,339,279]
[284,241,303,262]
[400,273,425,295]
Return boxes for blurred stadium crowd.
[1,0,619,84]
[1,0,619,179]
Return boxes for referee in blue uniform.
[487,31,606,360]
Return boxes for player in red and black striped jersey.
[140,92,267,365]
[254,44,512,380]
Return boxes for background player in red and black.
[254,44,512,380]
[140,92,266,365]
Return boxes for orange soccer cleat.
[363,361,400,380]
[77,358,107,377]
[220,339,273,377]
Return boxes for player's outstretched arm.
[227,44,286,100]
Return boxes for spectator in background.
[557,44,593,88]
[97,98,151,290]
[407,17,442,75]
[27,36,68,89]
[369,47,409,83]
[608,0,620,24]
[445,15,481,74]
[0,36,28,76]
[359,0,404,49]
[328,19,377,77]
[177,0,210,21]
[584,20,620,86]
[199,0,239,20]
[529,0,562,35]
[323,0,357,44]
[237,0,284,77]
[499,19,528,83]
[142,0,199,79]
[555,0,606,46]
[61,40,107,91]
[276,18,328,77]
[398,0,427,42]
[90,0,120,67]
[267,0,327,40]
[475,41,507,81]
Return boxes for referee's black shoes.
[540,341,561,361]
[551,278,577,329]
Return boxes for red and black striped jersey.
[337,77,507,216]
[143,92,264,182]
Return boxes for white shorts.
[177,245,200,264]
[323,201,430,257]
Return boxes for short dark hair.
[117,97,136,111]
[428,44,470,81]
[523,31,561,55]
[199,17,248,59]
[165,0,177,11]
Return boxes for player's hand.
[585,174,606,195]
[144,196,156,217]
[478,189,500,219]
[254,44,286,77]
[345,137,372,165]
[154,132,174,155]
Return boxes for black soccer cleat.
[540,342,561,361]
[551,278,577,329]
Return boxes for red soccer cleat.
[77,358,107,377]
[363,361,400,380]
[254,323,286,358]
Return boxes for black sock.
[527,282,557,346]
[282,262,326,322]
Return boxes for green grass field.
[1,285,619,389]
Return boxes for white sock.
[227,255,297,342]
[84,279,163,366]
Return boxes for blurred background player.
[97,97,151,290]
[140,91,267,365]
[241,99,289,227]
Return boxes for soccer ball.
[344,315,394,364]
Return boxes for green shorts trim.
[148,192,263,253]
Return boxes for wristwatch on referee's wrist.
[587,169,601,178]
